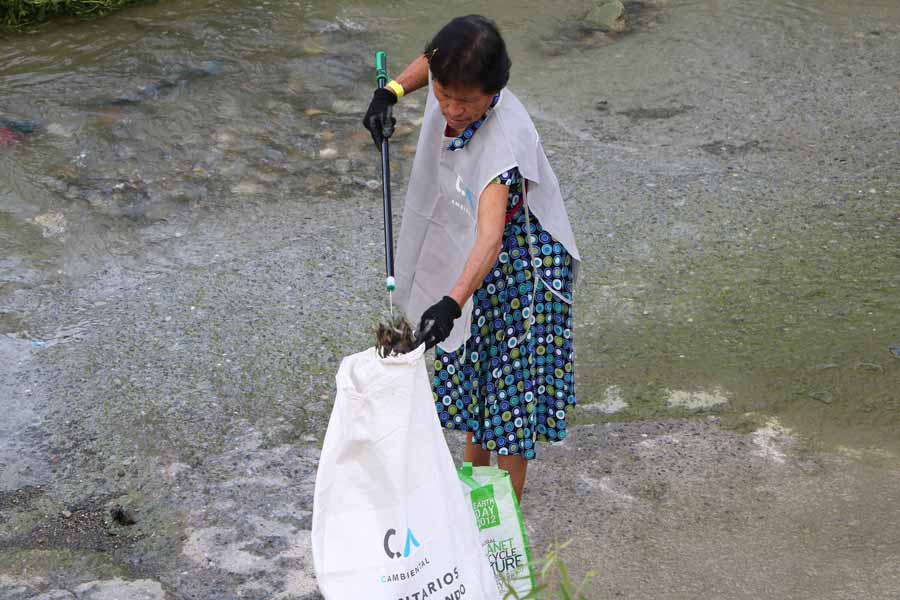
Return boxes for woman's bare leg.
[497,454,528,504]
[464,432,491,467]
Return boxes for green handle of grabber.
[375,51,388,87]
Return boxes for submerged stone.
[232,182,262,195]
[583,385,629,415]
[330,99,358,114]
[32,213,67,237]
[585,0,628,32]
[666,388,729,411]
[74,578,164,600]
[810,391,833,404]
[30,591,76,600]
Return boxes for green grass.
[505,541,596,600]
[1,0,145,30]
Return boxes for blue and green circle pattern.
[433,167,575,460]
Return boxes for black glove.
[414,296,462,350]
[362,87,397,148]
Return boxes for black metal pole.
[375,51,395,292]
[380,137,394,284]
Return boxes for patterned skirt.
[432,207,575,460]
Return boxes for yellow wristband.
[386,80,404,100]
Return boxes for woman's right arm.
[392,55,429,97]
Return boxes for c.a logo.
[383,527,421,559]
[454,174,476,211]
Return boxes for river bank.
[0,0,143,30]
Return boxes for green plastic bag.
[458,463,535,597]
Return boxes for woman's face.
[432,79,496,134]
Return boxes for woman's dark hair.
[424,15,511,93]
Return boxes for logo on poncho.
[448,173,475,220]
[383,527,421,559]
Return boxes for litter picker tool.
[374,51,396,314]
[372,51,415,358]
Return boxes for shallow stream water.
[3,0,897,458]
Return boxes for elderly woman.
[364,15,580,503]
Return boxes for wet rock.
[102,61,223,108]
[536,38,567,57]
[751,421,791,463]
[701,140,762,156]
[349,131,371,145]
[263,147,285,162]
[29,591,76,600]
[392,125,414,138]
[165,183,207,204]
[330,100,358,115]
[583,385,629,415]
[666,388,729,411]
[810,391,833,404]
[213,131,234,146]
[287,71,306,94]
[336,16,366,32]
[585,0,628,33]
[300,44,327,56]
[112,145,138,162]
[305,19,342,34]
[32,213,67,237]
[232,181,263,195]
[814,363,839,370]
[889,345,900,359]
[45,123,76,138]
[110,505,136,526]
[0,584,33,599]
[621,105,694,121]
[163,462,191,481]
[74,579,164,600]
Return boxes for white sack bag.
[312,345,499,600]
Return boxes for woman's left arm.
[414,183,508,350]
[448,183,509,307]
